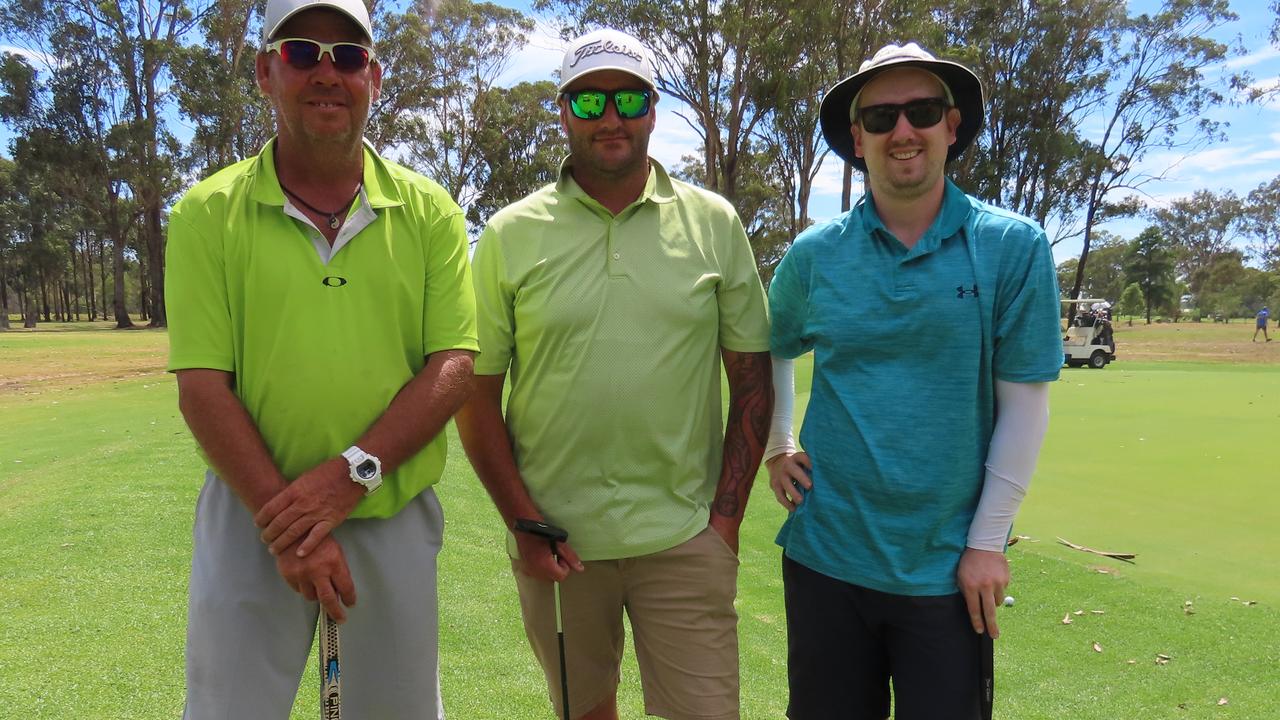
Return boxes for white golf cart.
[1062,298,1117,369]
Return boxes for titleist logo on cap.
[570,39,642,67]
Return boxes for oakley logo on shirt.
[322,276,348,288]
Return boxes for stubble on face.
[852,68,959,202]
[560,70,655,183]
[258,9,380,158]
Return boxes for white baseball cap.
[263,0,373,43]
[558,29,656,92]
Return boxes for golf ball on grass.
[1003,596,1015,607]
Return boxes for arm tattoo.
[713,351,773,518]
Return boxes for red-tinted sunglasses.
[265,38,375,73]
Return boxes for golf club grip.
[514,518,568,543]
[319,612,341,720]
[980,630,994,720]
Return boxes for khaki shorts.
[513,525,741,720]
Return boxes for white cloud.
[0,44,58,69]
[497,20,565,87]
[1223,46,1280,70]
[648,106,703,169]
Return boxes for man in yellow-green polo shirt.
[164,0,476,716]
[457,28,771,720]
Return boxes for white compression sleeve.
[966,380,1051,551]
[764,355,797,462]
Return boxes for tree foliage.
[1118,282,1144,324]
[0,0,1274,328]
[1123,226,1178,324]
[1244,176,1280,271]
[1149,188,1246,296]
[373,0,535,219]
[1066,0,1242,320]
[943,0,1120,245]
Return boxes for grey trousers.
[183,471,445,719]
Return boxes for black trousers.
[783,554,988,720]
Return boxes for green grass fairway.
[1028,362,1280,605]
[2,324,1278,718]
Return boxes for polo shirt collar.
[555,155,677,211]
[248,137,405,210]
[857,178,972,257]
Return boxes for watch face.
[356,459,378,481]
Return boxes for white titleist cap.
[559,28,655,92]
[263,0,373,43]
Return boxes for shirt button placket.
[607,220,623,277]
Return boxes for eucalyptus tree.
[0,156,14,328]
[535,0,784,214]
[172,0,273,175]
[466,80,563,232]
[0,40,135,326]
[941,0,1120,246]
[1064,0,1243,318]
[751,0,923,230]
[1,0,211,328]
[1244,176,1280,270]
[749,0,919,237]
[1149,189,1246,296]
[372,0,534,214]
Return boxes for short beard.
[569,129,648,180]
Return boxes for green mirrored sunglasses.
[564,89,652,120]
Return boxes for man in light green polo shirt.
[165,0,476,716]
[456,28,771,720]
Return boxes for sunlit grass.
[1,328,1276,718]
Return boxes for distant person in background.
[1254,306,1271,342]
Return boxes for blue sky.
[1,0,1273,267]
[495,1,1280,266]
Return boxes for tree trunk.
[145,203,166,327]
[1067,183,1104,326]
[138,250,149,322]
[39,266,52,322]
[112,233,133,328]
[23,292,37,328]
[841,162,853,213]
[62,278,73,322]
[0,254,9,330]
[99,233,109,321]
[83,233,97,321]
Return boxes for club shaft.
[553,568,569,720]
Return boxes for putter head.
[514,518,569,544]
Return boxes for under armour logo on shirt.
[956,284,979,298]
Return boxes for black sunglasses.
[856,98,950,134]
[265,38,375,73]
[563,89,653,120]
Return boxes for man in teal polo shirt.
[764,44,1062,719]
[457,28,771,720]
[165,0,476,716]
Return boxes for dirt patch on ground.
[1108,320,1280,365]
[0,327,170,395]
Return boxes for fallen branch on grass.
[1056,537,1137,563]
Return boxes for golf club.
[319,611,341,720]
[514,518,570,720]
[980,627,994,720]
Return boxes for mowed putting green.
[1028,362,1280,605]
[1,322,1278,718]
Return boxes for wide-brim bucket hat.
[820,42,984,172]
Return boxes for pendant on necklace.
[328,215,340,230]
